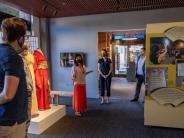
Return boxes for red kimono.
[33,49,50,110]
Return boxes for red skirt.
[73,84,87,112]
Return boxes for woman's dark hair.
[101,48,108,57]
[102,48,107,53]
[74,54,84,66]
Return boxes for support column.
[39,18,52,89]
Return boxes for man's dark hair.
[141,47,146,51]
[1,17,27,42]
[173,39,184,49]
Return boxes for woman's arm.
[83,65,86,74]
[107,62,113,77]
[158,50,167,64]
[98,63,105,78]
[71,66,77,81]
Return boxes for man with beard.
[0,17,28,138]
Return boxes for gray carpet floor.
[28,98,184,138]
[28,78,184,138]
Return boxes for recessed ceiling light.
[62,2,66,6]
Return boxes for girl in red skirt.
[71,54,87,116]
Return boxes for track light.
[42,5,47,11]
[53,10,57,16]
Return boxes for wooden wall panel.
[98,32,110,58]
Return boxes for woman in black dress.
[98,49,112,104]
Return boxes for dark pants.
[134,75,144,99]
[99,75,111,97]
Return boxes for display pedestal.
[50,90,73,105]
[144,96,184,129]
[28,104,66,134]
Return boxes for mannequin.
[36,48,44,55]
[20,42,39,117]
[18,41,39,118]
[34,48,50,110]
[25,51,39,117]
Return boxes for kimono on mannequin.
[25,52,39,117]
[34,48,50,110]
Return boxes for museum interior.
[0,0,184,138]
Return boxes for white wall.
[50,7,184,98]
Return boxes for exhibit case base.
[144,96,184,129]
[28,104,66,134]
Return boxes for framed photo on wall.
[60,52,86,67]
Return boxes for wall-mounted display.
[145,22,184,129]
[60,52,86,67]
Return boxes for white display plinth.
[144,96,184,129]
[28,104,66,134]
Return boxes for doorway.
[98,30,145,100]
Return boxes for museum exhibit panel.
[144,22,184,129]
[1,0,184,136]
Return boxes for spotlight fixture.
[53,10,57,16]
[116,0,120,12]
[62,2,66,6]
[116,0,120,5]
[42,5,47,11]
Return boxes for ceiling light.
[122,38,137,40]
[62,2,66,6]
[53,10,57,16]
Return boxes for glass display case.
[114,45,128,75]
[114,44,143,76]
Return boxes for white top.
[71,65,86,85]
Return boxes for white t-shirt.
[137,56,145,75]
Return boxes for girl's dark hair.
[74,54,84,66]
[102,48,107,53]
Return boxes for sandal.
[75,112,82,116]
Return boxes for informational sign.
[151,88,184,106]
[146,68,167,93]
[177,61,184,76]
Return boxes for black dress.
[98,58,112,97]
